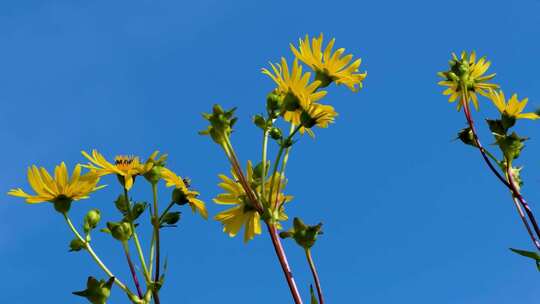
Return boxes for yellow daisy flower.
[214,161,291,242]
[8,162,103,206]
[438,51,498,110]
[81,149,154,190]
[291,33,367,92]
[301,103,338,130]
[262,57,327,111]
[488,90,539,120]
[160,167,208,219]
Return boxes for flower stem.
[305,249,324,304]
[123,188,152,282]
[261,128,270,201]
[266,223,303,304]
[62,213,136,300]
[461,91,540,250]
[151,183,162,304]
[122,242,144,299]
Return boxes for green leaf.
[456,127,477,147]
[510,248,540,272]
[310,285,318,304]
[114,195,129,215]
[161,212,181,227]
[73,276,114,304]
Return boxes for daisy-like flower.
[488,90,539,120]
[214,161,292,242]
[291,33,367,92]
[81,149,154,190]
[160,167,208,219]
[262,57,327,111]
[8,162,103,212]
[300,103,338,130]
[438,51,499,110]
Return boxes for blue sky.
[1,0,540,303]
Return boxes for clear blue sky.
[1,0,540,303]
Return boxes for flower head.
[438,51,498,110]
[8,162,103,208]
[81,150,154,190]
[262,58,327,111]
[214,161,291,242]
[160,167,208,219]
[291,33,366,92]
[488,90,539,120]
[300,103,337,130]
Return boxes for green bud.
[456,127,477,147]
[266,92,283,117]
[73,276,114,304]
[172,188,189,205]
[200,104,238,146]
[107,221,132,242]
[253,114,267,130]
[84,209,101,234]
[495,132,527,162]
[52,195,72,214]
[144,165,163,185]
[69,238,87,252]
[269,127,282,140]
[280,217,323,249]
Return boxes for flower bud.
[84,209,101,233]
[107,221,132,242]
[144,165,162,185]
[269,127,282,140]
[266,91,283,117]
[69,238,87,252]
[281,217,323,249]
[253,114,266,130]
[73,276,114,304]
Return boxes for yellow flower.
[301,103,338,130]
[488,90,539,120]
[262,57,327,111]
[291,33,367,92]
[8,162,103,205]
[438,51,498,110]
[160,167,208,219]
[81,149,154,190]
[214,161,291,242]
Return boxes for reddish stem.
[267,223,304,304]
[461,97,540,250]
[123,245,144,299]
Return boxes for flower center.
[114,156,138,171]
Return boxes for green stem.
[305,249,324,304]
[124,188,151,283]
[275,124,296,208]
[268,124,301,207]
[261,128,270,203]
[63,213,134,298]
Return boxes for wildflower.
[300,103,337,130]
[160,167,208,219]
[291,33,366,91]
[8,162,103,213]
[262,58,327,119]
[81,150,154,190]
[214,161,291,242]
[488,90,539,120]
[438,51,498,110]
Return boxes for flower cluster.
[8,149,206,304]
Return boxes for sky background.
[1,0,540,303]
